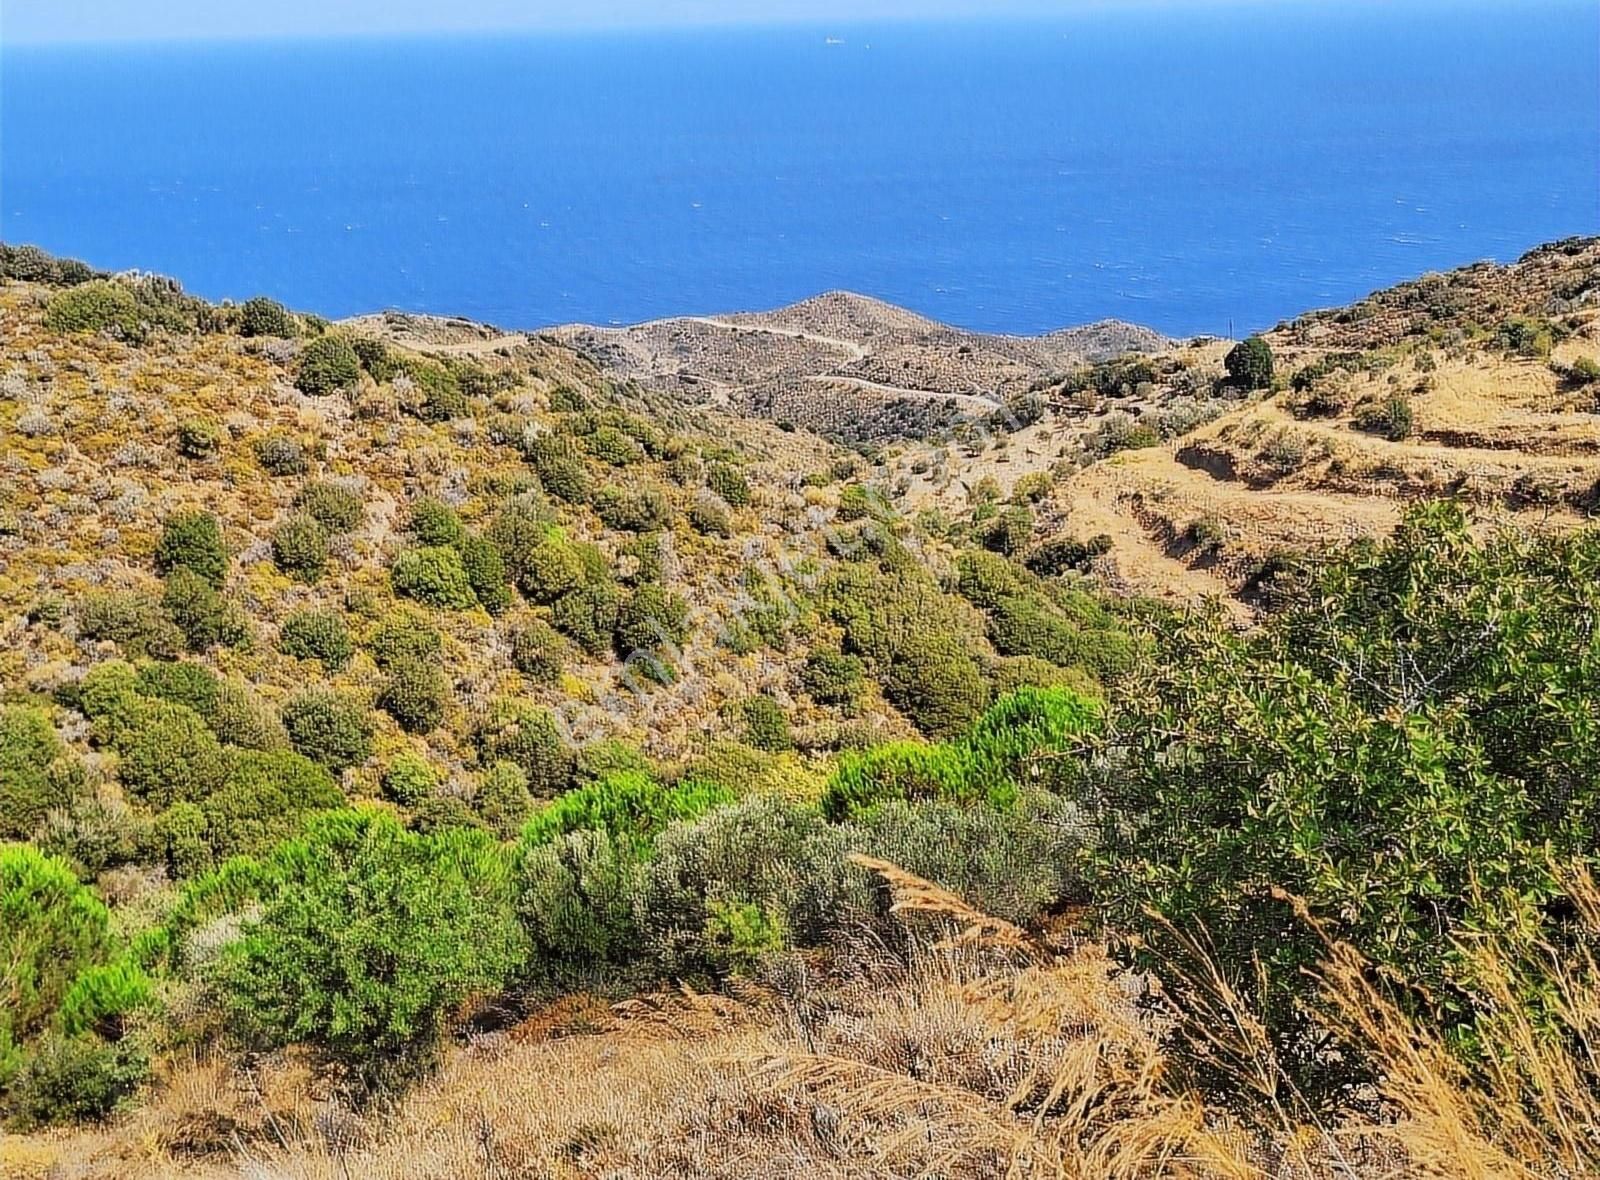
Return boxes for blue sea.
[2,2,1597,337]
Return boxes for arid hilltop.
[547,291,1172,441]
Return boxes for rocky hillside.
[547,290,1173,442]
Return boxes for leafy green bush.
[278,608,353,670]
[514,828,640,982]
[506,617,566,684]
[390,547,476,611]
[844,786,1094,920]
[134,660,220,717]
[551,580,621,656]
[731,695,792,752]
[594,484,674,533]
[520,770,733,853]
[44,280,143,340]
[474,762,533,839]
[633,795,866,978]
[270,513,330,582]
[76,592,183,661]
[209,681,289,752]
[252,433,308,476]
[381,752,438,808]
[614,584,689,683]
[706,462,751,508]
[979,505,1034,557]
[200,750,343,862]
[0,846,112,1056]
[378,657,449,735]
[509,530,585,604]
[0,707,83,840]
[800,650,864,707]
[458,534,511,615]
[1495,315,1553,359]
[116,700,232,808]
[209,811,523,1077]
[1354,394,1415,441]
[238,296,297,338]
[295,334,361,396]
[1079,501,1600,1101]
[822,686,1098,820]
[175,417,224,460]
[281,689,372,773]
[161,568,247,652]
[3,1034,147,1129]
[688,495,733,537]
[1224,334,1274,390]
[584,425,645,466]
[367,610,443,670]
[407,497,464,547]
[1025,535,1113,577]
[474,698,573,797]
[522,433,591,503]
[154,511,228,589]
[294,480,365,533]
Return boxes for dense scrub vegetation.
[6,244,1600,1162]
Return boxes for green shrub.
[378,657,449,735]
[731,695,792,752]
[200,750,343,861]
[278,608,353,670]
[175,417,224,460]
[594,484,674,533]
[0,707,83,840]
[688,495,733,537]
[161,568,247,652]
[407,497,464,547]
[1025,535,1112,577]
[408,795,488,835]
[3,1034,147,1128]
[822,686,1099,820]
[474,762,534,839]
[800,650,864,707]
[0,846,113,1058]
[270,513,330,582]
[551,580,621,656]
[209,681,289,752]
[44,280,143,340]
[585,424,644,466]
[519,770,732,853]
[366,618,439,680]
[281,689,372,773]
[381,752,438,808]
[156,802,212,879]
[76,592,183,661]
[295,334,361,396]
[252,433,308,476]
[58,959,155,1040]
[514,828,641,982]
[1224,335,1275,390]
[390,547,476,611]
[980,505,1034,557]
[474,698,573,797]
[1495,315,1553,359]
[523,434,591,503]
[506,617,566,684]
[238,296,297,338]
[134,660,220,718]
[399,359,467,422]
[633,795,865,978]
[614,584,689,683]
[706,462,751,508]
[117,700,232,808]
[458,534,511,615]
[1079,501,1600,1102]
[511,531,586,604]
[209,811,523,1076]
[1354,394,1415,441]
[294,480,365,533]
[882,631,990,738]
[153,510,227,589]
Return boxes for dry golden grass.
[15,860,1600,1179]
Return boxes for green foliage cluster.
[1224,334,1275,389]
[1078,502,1600,1101]
[238,296,298,338]
[281,689,372,773]
[44,280,145,341]
[278,608,353,670]
[295,335,361,396]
